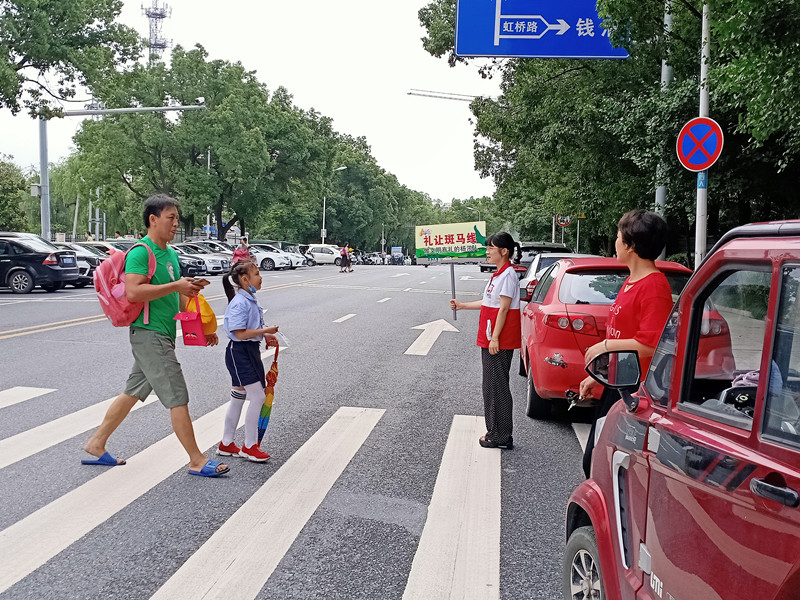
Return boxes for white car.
[306,244,343,265]
[174,243,231,275]
[519,252,589,301]
[248,247,290,271]
[190,239,235,257]
[250,243,306,269]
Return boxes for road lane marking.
[333,314,356,323]
[403,287,412,292]
[0,315,105,336]
[403,415,500,600]
[0,387,56,410]
[572,423,591,453]
[0,395,159,471]
[0,402,245,593]
[377,297,391,303]
[404,319,459,356]
[391,273,409,278]
[151,407,385,600]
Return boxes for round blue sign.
[676,117,724,172]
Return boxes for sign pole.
[695,3,711,268]
[450,262,457,321]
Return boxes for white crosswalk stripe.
[151,407,384,600]
[403,415,501,600]
[0,386,56,410]
[0,394,159,471]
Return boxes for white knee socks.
[221,383,266,448]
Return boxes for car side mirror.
[586,351,642,412]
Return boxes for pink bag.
[174,297,207,346]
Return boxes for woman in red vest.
[451,232,522,449]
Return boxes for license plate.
[62,257,74,264]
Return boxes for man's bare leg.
[83,393,139,464]
[170,405,227,473]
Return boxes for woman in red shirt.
[451,232,521,449]
[579,210,674,477]
[232,237,251,264]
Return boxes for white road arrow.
[460,275,488,281]
[404,319,459,356]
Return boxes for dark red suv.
[564,221,800,600]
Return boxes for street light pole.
[37,104,206,240]
[322,166,347,244]
[465,206,482,222]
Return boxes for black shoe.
[479,436,513,449]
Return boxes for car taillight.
[42,253,58,265]
[701,317,728,336]
[544,313,599,336]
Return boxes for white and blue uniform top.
[223,289,264,343]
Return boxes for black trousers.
[582,386,619,478]
[481,348,515,443]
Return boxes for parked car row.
[0,232,79,293]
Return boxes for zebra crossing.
[0,384,505,600]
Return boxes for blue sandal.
[81,451,126,466]
[188,459,229,477]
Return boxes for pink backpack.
[94,243,157,327]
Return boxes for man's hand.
[205,333,219,347]
[175,277,204,297]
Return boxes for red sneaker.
[216,441,240,456]
[239,444,271,462]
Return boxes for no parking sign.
[676,117,724,172]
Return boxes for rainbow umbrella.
[258,341,280,446]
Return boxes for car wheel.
[526,361,551,419]
[8,270,34,294]
[260,258,275,271]
[42,282,62,292]
[72,281,89,288]
[334,257,341,267]
[290,265,297,270]
[563,526,605,600]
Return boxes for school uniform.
[223,289,266,387]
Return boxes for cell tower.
[142,0,172,62]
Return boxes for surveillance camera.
[195,97,205,105]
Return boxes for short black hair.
[618,209,668,260]
[142,194,180,230]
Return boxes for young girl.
[217,261,279,462]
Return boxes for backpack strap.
[125,243,158,325]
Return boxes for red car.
[564,221,800,600]
[519,257,693,419]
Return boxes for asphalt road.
[0,264,588,600]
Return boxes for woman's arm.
[450,299,483,311]
[584,337,656,367]
[488,295,513,355]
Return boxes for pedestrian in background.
[82,194,228,477]
[450,232,522,449]
[339,242,350,273]
[232,237,251,264]
[578,209,673,478]
[85,231,94,241]
[217,261,279,462]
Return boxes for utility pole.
[695,4,711,268]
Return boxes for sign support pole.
[695,3,710,268]
[450,262,457,321]
[654,0,673,259]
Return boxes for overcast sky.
[0,0,500,203]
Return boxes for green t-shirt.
[125,236,180,338]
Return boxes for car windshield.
[559,270,691,305]
[285,245,299,253]
[112,241,135,250]
[534,255,563,278]
[170,245,185,255]
[182,245,211,254]
[17,236,59,252]
[75,244,106,257]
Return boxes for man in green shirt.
[83,194,229,477]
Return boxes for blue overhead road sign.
[456,0,629,59]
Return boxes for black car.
[479,241,573,272]
[0,232,79,293]
[178,255,207,277]
[53,242,104,288]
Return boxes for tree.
[0,155,27,230]
[0,0,141,116]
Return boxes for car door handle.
[750,478,800,508]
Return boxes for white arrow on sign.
[404,319,459,356]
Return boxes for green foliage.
[0,156,27,230]
[0,0,141,116]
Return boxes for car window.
[559,270,626,305]
[535,256,562,279]
[16,236,58,252]
[763,267,800,449]
[0,241,9,256]
[680,268,772,429]
[531,263,560,304]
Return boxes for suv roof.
[705,220,800,262]
[519,241,572,252]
